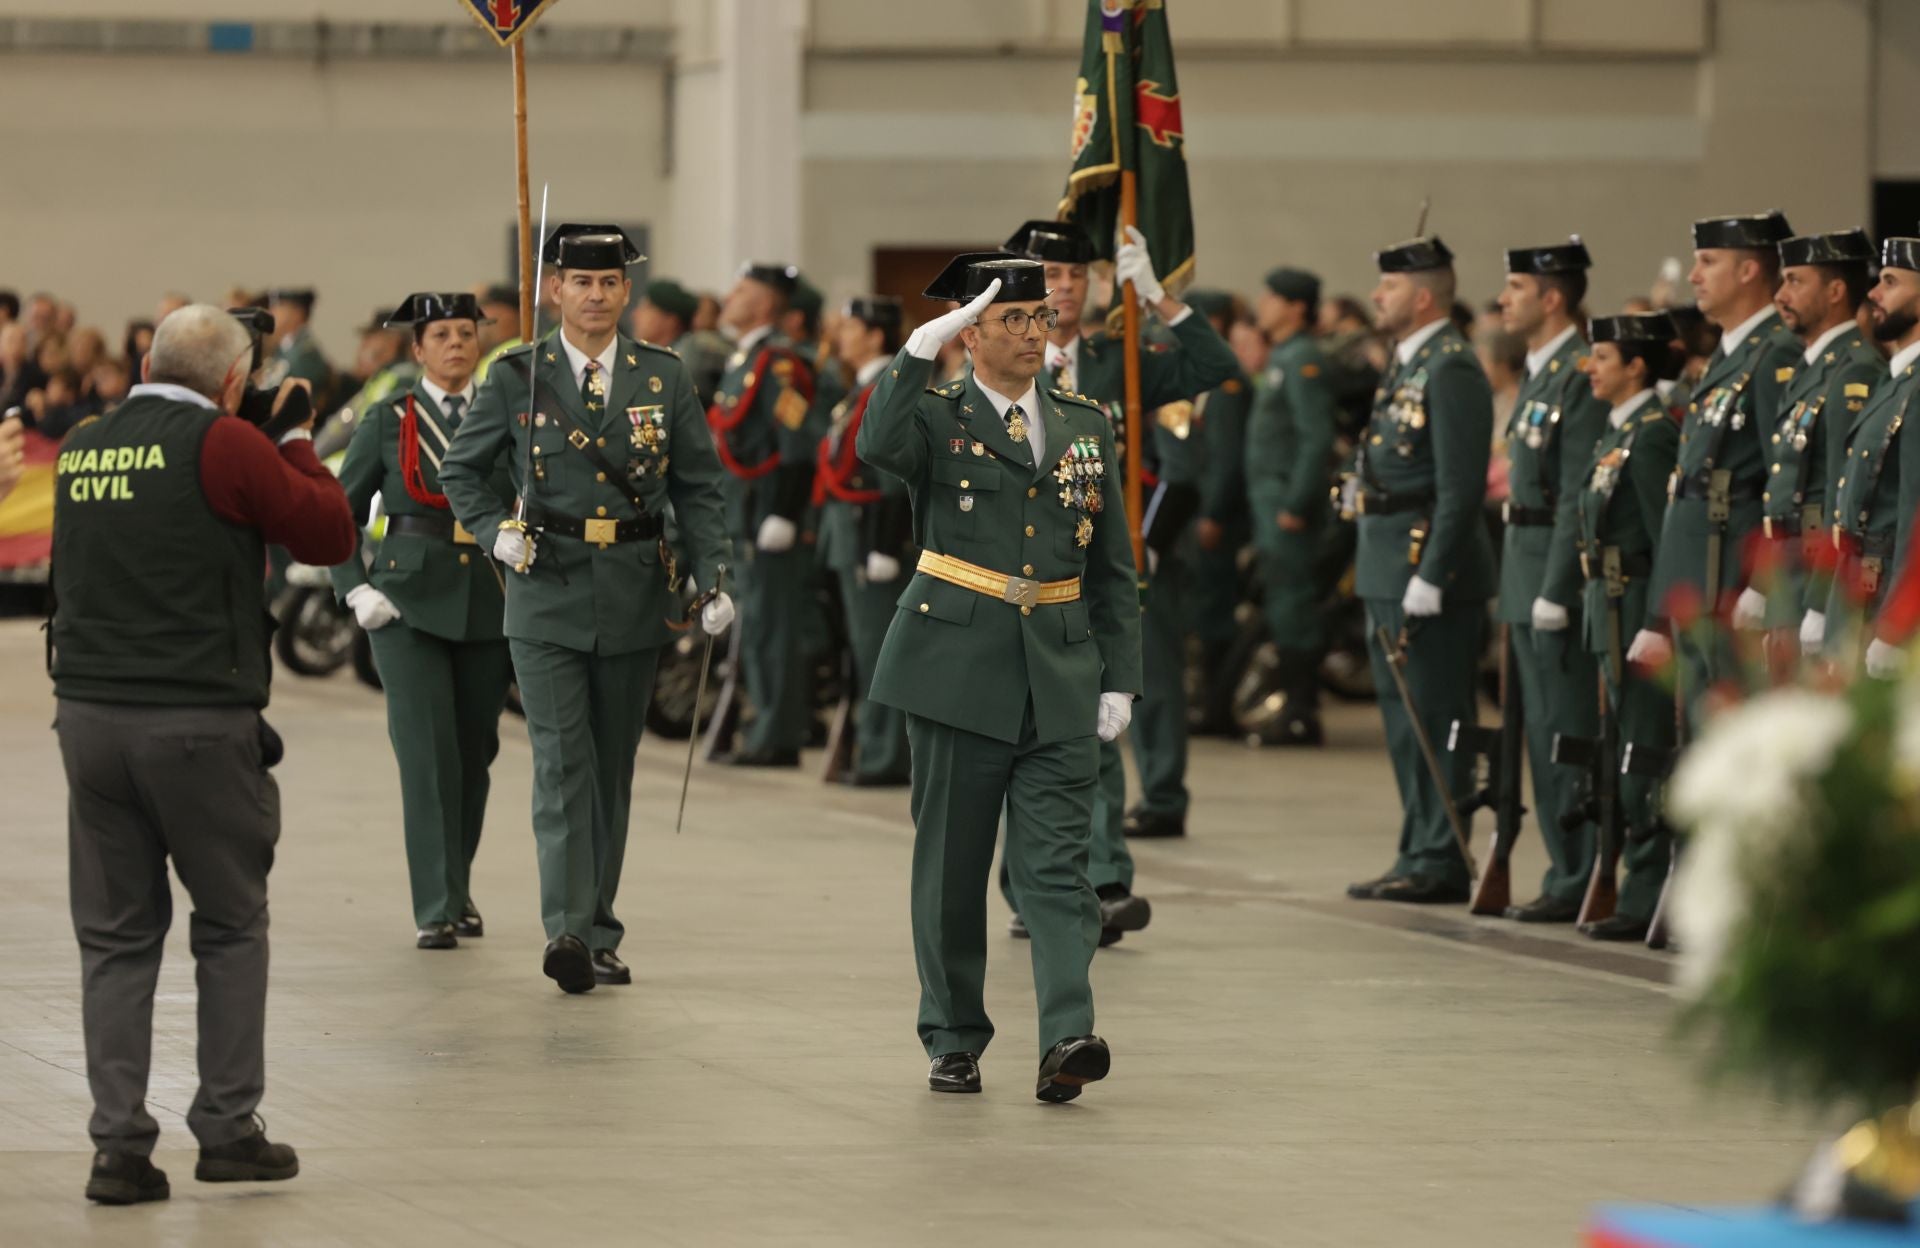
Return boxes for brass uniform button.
[1020,605,1032,616]
[1025,525,1035,537]
[919,603,930,613]
[596,471,606,482]
[387,559,396,569]
[596,436,606,447]
[959,479,970,488]
[459,553,471,565]
[596,505,608,516]
[1023,564,1034,576]
[1027,487,1037,498]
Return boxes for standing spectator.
[0,410,23,501]
[125,320,156,376]
[68,327,107,389]
[92,356,132,410]
[0,289,19,329]
[0,323,31,410]
[24,292,56,344]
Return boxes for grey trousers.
[56,700,280,1155]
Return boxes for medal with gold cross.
[1075,515,1094,548]
[1006,404,1029,442]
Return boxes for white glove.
[864,551,901,583]
[1113,225,1166,307]
[1627,629,1672,666]
[1867,638,1903,679]
[1800,610,1826,656]
[1146,547,1160,577]
[1096,691,1133,742]
[701,591,735,637]
[346,584,400,631]
[1401,575,1442,617]
[493,525,534,571]
[1732,586,1767,630]
[756,515,797,553]
[1338,477,1359,517]
[905,278,1002,358]
[1529,597,1569,632]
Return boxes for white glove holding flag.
[1113,225,1167,307]
[1401,576,1443,618]
[493,525,533,571]
[1627,629,1672,667]
[906,278,1002,358]
[346,585,400,631]
[1731,587,1767,630]
[1096,691,1133,742]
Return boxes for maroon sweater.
[198,419,356,566]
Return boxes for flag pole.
[512,40,534,336]
[1120,168,1145,576]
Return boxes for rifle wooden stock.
[1551,711,1622,926]
[821,692,855,783]
[1461,627,1527,915]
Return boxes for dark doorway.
[872,245,993,329]
[1873,181,1920,245]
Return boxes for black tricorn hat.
[1883,237,1920,274]
[1375,236,1455,273]
[266,287,316,310]
[1263,267,1321,306]
[922,252,1050,303]
[1779,229,1873,269]
[844,295,904,329]
[739,263,800,295]
[1692,211,1793,250]
[358,306,399,334]
[1004,219,1097,264]
[543,224,644,269]
[386,292,492,329]
[1590,312,1677,345]
[1506,236,1592,275]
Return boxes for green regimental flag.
[1058,0,1195,294]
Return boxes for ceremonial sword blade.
[511,181,551,529]
[675,629,716,835]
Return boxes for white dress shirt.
[127,381,217,412]
[1394,317,1450,367]
[1890,339,1920,379]
[1609,388,1658,430]
[853,356,888,388]
[559,331,619,392]
[420,377,476,417]
[1802,320,1854,367]
[974,377,1045,462]
[1720,306,1777,356]
[1525,324,1580,379]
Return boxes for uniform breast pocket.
[1060,599,1091,644]
[930,458,1000,541]
[374,538,428,579]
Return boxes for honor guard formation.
[13,90,1920,1230]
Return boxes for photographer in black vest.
[50,304,355,1205]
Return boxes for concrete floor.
[0,620,1826,1246]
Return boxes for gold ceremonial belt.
[916,550,1080,608]
[453,521,477,546]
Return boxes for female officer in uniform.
[330,293,516,950]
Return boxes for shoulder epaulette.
[634,338,680,360]
[927,382,964,399]
[1050,389,1104,412]
[1640,411,1668,425]
[1776,366,1795,383]
[1846,382,1871,398]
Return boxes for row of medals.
[1055,435,1103,548]
[1381,375,1427,456]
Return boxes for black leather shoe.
[1123,808,1186,839]
[415,922,457,950]
[455,903,483,938]
[1098,888,1152,933]
[1580,914,1651,942]
[928,1052,982,1093]
[1373,874,1471,905]
[195,1118,299,1183]
[728,748,800,768]
[1099,926,1124,948]
[1008,912,1029,939]
[843,771,910,788]
[542,935,595,993]
[1253,715,1324,748]
[1036,1035,1111,1103]
[592,949,631,985]
[1346,871,1406,900]
[1504,895,1582,924]
[86,1152,169,1205]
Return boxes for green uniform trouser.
[1250,488,1325,651]
[1129,547,1190,818]
[1187,526,1243,651]
[1007,739,1131,908]
[1362,598,1480,888]
[368,623,513,928]
[837,567,909,779]
[736,539,811,755]
[909,705,1100,1058]
[1606,658,1676,923]
[1512,621,1598,905]
[509,639,659,952]
[1674,622,1736,738]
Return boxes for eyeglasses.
[980,307,1060,336]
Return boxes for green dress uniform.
[1573,314,1686,931]
[705,268,821,762]
[1182,290,1252,710]
[439,229,731,970]
[1245,318,1339,740]
[1648,213,1800,730]
[815,346,914,784]
[1827,240,1920,649]
[330,326,514,935]
[856,256,1142,1061]
[266,289,334,402]
[1496,241,1612,913]
[1349,236,1496,901]
[1760,231,1883,637]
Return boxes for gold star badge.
[545,352,557,363]
[1825,352,1836,364]
[626,353,638,366]
[962,404,974,415]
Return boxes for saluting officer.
[814,296,914,786]
[857,254,1142,1102]
[440,225,734,993]
[1346,236,1496,905]
[1245,266,1338,746]
[329,293,514,950]
[1764,230,1881,666]
[1830,234,1920,677]
[1573,313,1683,942]
[707,263,820,767]
[1492,238,1609,924]
[1638,212,1800,727]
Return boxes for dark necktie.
[1006,402,1029,444]
[581,360,606,415]
[443,394,465,424]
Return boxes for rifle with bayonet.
[1452,625,1526,915]
[1620,740,1679,949]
